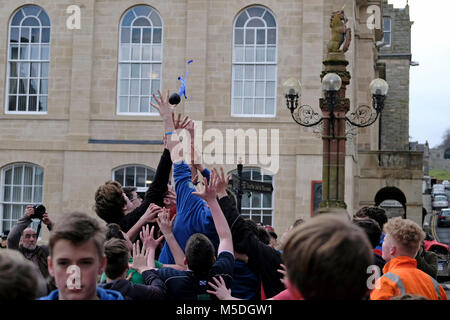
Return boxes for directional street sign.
[230,174,273,194]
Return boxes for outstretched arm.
[192,169,233,254]
[156,207,186,269]
[151,90,183,163]
[127,204,159,243]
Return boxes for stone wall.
[430,148,450,171]
[378,0,412,151]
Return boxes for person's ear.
[390,245,397,257]
[183,257,188,266]
[99,255,107,275]
[48,256,54,278]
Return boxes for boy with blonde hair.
[370,217,447,300]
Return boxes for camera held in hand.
[32,204,46,220]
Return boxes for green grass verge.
[430,169,450,180]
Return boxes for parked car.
[433,184,445,194]
[443,180,450,190]
[432,195,449,210]
[438,208,450,227]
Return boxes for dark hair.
[185,233,215,277]
[283,214,373,300]
[268,231,278,240]
[104,239,129,280]
[352,217,381,249]
[354,207,388,230]
[49,212,106,258]
[0,249,38,299]
[257,225,270,245]
[106,223,126,241]
[94,181,126,224]
[123,187,137,201]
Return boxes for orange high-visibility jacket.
[370,256,447,300]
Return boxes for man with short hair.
[7,205,54,297]
[370,217,447,300]
[282,214,374,300]
[0,249,39,299]
[39,212,123,300]
[352,217,386,272]
[354,206,388,255]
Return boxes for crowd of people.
[0,90,447,301]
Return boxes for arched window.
[0,163,44,234]
[118,6,162,115]
[229,167,274,225]
[232,6,277,117]
[112,165,156,194]
[6,6,50,113]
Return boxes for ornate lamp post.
[283,9,389,213]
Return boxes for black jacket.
[218,195,284,299]
[119,148,172,232]
[100,269,167,300]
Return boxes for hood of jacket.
[38,287,124,300]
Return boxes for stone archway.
[374,187,407,219]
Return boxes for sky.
[387,0,450,148]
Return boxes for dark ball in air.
[169,93,181,105]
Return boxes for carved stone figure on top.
[327,8,352,53]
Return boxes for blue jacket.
[158,161,219,264]
[38,287,124,300]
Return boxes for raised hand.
[206,276,234,300]
[156,208,176,236]
[25,205,34,217]
[139,203,162,224]
[150,90,174,120]
[140,224,164,252]
[172,113,191,131]
[130,240,150,273]
[191,170,218,203]
[214,167,230,198]
[277,263,288,287]
[41,213,54,229]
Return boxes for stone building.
[430,147,450,171]
[378,0,412,151]
[1,0,422,242]
[357,0,424,221]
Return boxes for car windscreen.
[442,210,450,217]
[435,196,448,201]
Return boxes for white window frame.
[112,164,156,193]
[5,6,50,114]
[0,163,44,235]
[117,6,163,116]
[229,167,274,226]
[232,6,278,118]
[382,16,392,47]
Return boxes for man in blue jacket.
[39,212,123,300]
[151,90,219,264]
